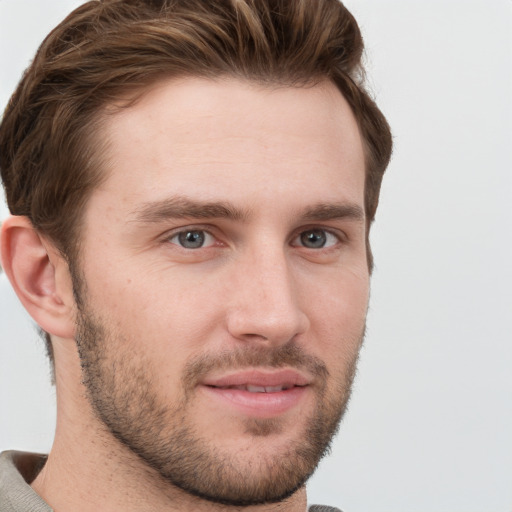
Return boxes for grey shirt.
[0,451,342,512]
[0,452,50,512]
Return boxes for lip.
[200,369,311,418]
[202,368,311,388]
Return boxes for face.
[73,77,369,505]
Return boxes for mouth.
[207,383,299,393]
[202,368,310,390]
[200,369,311,417]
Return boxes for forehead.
[94,77,365,211]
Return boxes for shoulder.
[0,451,52,512]
[309,505,344,512]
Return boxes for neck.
[31,341,308,512]
[32,439,308,512]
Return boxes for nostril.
[243,333,269,341]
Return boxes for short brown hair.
[0,0,392,359]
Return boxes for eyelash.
[290,228,342,250]
[164,226,345,251]
[166,227,218,249]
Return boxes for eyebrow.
[301,203,365,223]
[129,196,364,224]
[130,197,249,223]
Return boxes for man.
[0,0,392,510]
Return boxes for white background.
[1,1,511,511]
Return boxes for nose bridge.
[227,241,309,344]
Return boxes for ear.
[1,215,76,339]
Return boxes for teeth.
[247,385,268,393]
[215,384,295,392]
[245,385,291,393]
[265,385,284,392]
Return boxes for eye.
[168,230,215,249]
[293,229,339,249]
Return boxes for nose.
[226,247,310,346]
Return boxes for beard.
[74,298,362,507]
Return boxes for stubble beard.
[74,299,363,507]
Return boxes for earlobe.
[1,215,76,339]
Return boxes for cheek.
[303,269,368,366]
[87,270,223,373]
[305,266,369,325]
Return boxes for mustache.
[182,342,329,389]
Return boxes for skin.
[1,77,368,512]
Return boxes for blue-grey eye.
[170,230,214,249]
[296,229,338,249]
[300,230,327,248]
